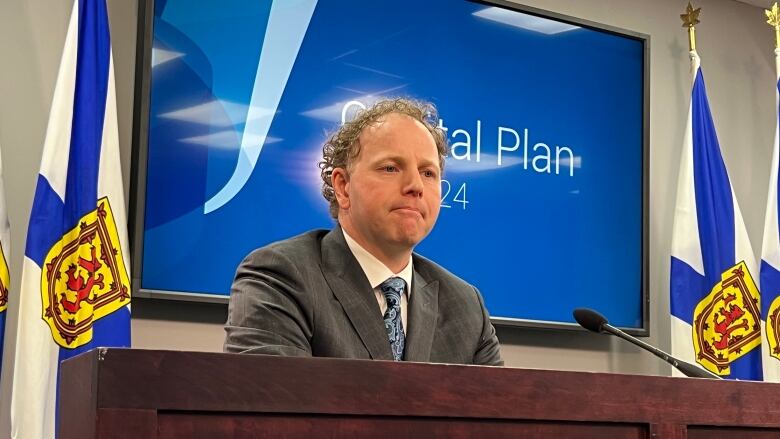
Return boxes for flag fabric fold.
[0,141,10,380]
[670,52,762,381]
[761,48,780,382]
[11,0,131,437]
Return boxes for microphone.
[573,308,721,379]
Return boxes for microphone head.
[573,308,608,333]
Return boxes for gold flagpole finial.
[681,1,701,52]
[766,2,780,50]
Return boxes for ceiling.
[733,0,775,8]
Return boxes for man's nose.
[403,170,424,197]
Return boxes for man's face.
[334,113,442,256]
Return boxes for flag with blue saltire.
[760,48,780,382]
[670,51,763,380]
[11,0,131,437]
[0,141,10,380]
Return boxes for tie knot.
[380,277,406,302]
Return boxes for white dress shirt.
[343,230,413,335]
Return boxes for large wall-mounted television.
[131,0,650,333]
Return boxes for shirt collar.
[342,229,413,292]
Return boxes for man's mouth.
[393,206,423,217]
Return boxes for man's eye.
[422,170,436,178]
[383,166,398,172]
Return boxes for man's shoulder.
[412,252,474,292]
[243,228,332,263]
[412,252,490,323]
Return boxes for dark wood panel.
[96,409,157,439]
[59,350,97,439]
[87,349,780,427]
[58,349,780,439]
[649,423,686,439]
[688,426,780,439]
[157,413,647,439]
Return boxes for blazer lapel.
[321,228,394,360]
[404,266,439,362]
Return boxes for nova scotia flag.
[760,48,780,382]
[670,52,762,381]
[10,0,131,437]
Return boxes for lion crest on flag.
[40,197,130,348]
[692,261,761,375]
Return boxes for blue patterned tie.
[380,277,406,361]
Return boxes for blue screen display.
[139,0,646,329]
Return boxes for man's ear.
[332,167,350,210]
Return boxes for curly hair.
[319,98,448,219]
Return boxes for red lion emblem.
[711,294,748,350]
[60,246,105,314]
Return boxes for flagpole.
[670,1,705,378]
[681,1,702,78]
[767,3,780,81]
[768,3,780,50]
[681,1,701,55]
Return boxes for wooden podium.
[59,349,780,438]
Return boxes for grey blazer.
[224,227,503,366]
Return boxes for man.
[224,98,502,365]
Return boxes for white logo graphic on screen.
[204,0,318,214]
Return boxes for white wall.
[0,0,775,437]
